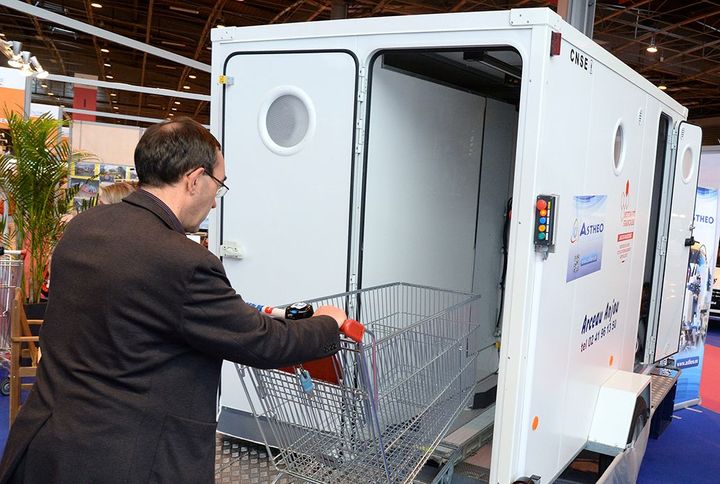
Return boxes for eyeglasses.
[203,169,229,198]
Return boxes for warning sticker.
[618,180,635,263]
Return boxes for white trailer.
[209,8,701,483]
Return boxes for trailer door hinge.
[357,67,367,102]
[671,127,678,150]
[658,235,668,256]
[354,113,366,154]
[355,130,365,154]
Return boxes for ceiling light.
[104,62,111,67]
[217,24,225,29]
[112,100,117,103]
[646,36,658,53]
[11,50,31,70]
[6,41,24,68]
[47,92,54,96]
[113,106,119,110]
[91,3,103,8]
[658,84,667,91]
[101,48,109,53]
[169,6,199,14]
[41,83,47,88]
[29,56,48,78]
[110,92,117,97]
[106,75,114,79]
[169,113,175,116]
[0,33,5,38]
[182,85,190,90]
[174,101,181,105]
[188,74,196,79]
[171,107,177,111]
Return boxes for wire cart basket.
[0,250,24,396]
[238,282,482,483]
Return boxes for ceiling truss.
[0,0,719,142]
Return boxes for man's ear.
[186,166,204,194]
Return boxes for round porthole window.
[613,122,625,175]
[258,86,316,156]
[681,146,695,183]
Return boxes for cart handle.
[248,301,365,342]
[340,319,365,343]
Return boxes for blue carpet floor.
[637,406,720,483]
[638,325,720,483]
[0,392,10,453]
[706,326,720,347]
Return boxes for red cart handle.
[340,319,365,343]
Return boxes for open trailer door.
[217,50,359,422]
[218,50,358,304]
[652,122,702,362]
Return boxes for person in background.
[97,180,137,205]
[0,117,347,484]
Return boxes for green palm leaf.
[0,111,95,302]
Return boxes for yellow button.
[540,209,547,217]
[539,225,546,232]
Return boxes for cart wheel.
[1,377,9,396]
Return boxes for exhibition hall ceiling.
[1,1,720,142]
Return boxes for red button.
[536,199,547,210]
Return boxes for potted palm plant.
[0,111,93,304]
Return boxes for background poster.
[675,187,718,405]
[0,66,25,130]
[567,195,607,282]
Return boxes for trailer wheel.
[626,395,649,445]
[1,377,9,396]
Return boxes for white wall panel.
[361,64,486,292]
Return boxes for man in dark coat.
[0,117,344,483]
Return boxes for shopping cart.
[238,282,482,483]
[0,249,24,396]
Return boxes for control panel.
[534,195,557,251]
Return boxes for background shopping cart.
[0,249,25,397]
[238,282,482,483]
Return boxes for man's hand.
[314,305,347,328]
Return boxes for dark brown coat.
[0,191,340,483]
